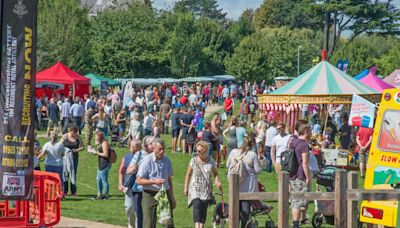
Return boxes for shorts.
[118,123,126,133]
[181,127,189,138]
[191,198,209,224]
[172,128,180,138]
[48,119,58,128]
[289,179,308,209]
[225,110,232,116]
[359,148,369,163]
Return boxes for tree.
[227,9,256,47]
[308,0,400,58]
[253,0,323,30]
[225,27,322,82]
[90,4,170,78]
[37,0,92,72]
[168,13,204,78]
[377,44,400,76]
[330,35,398,76]
[173,0,226,24]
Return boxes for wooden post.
[229,174,239,228]
[335,170,347,228]
[347,172,358,228]
[278,171,289,228]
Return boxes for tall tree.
[330,35,398,76]
[377,43,400,76]
[253,0,323,30]
[173,0,226,23]
[90,4,169,78]
[168,13,204,78]
[227,9,256,47]
[37,0,92,72]
[225,27,322,82]
[309,0,400,58]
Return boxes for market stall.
[258,52,380,132]
[85,73,121,88]
[36,62,90,98]
[384,69,400,88]
[358,66,394,92]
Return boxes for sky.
[153,0,400,20]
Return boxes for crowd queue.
[33,80,371,228]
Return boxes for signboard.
[378,110,400,153]
[349,94,376,128]
[0,0,37,200]
[100,81,108,96]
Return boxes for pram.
[110,125,120,146]
[311,166,337,228]
[212,182,275,228]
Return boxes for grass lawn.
[36,106,366,227]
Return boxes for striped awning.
[273,61,378,95]
[258,61,380,104]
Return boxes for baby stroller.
[312,166,337,228]
[110,125,120,146]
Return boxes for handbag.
[123,152,142,192]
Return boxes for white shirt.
[271,134,291,163]
[104,105,112,116]
[265,126,278,147]
[143,114,155,130]
[188,94,197,105]
[135,97,145,107]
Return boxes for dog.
[212,202,229,228]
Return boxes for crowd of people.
[32,79,372,228]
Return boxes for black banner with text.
[0,0,37,200]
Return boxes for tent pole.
[323,104,329,136]
[73,84,75,98]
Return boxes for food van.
[360,88,400,227]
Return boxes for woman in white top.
[184,141,222,228]
[227,136,263,228]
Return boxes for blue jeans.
[96,164,111,195]
[45,164,63,186]
[125,191,143,228]
[264,146,272,172]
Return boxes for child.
[312,119,322,136]
[152,117,162,138]
[185,122,196,155]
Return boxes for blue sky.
[153,0,400,20]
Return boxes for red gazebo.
[36,62,90,99]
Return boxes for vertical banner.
[348,94,376,129]
[0,0,37,200]
[100,81,109,96]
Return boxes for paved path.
[205,105,223,118]
[55,216,124,228]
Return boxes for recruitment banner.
[349,94,376,129]
[0,0,37,200]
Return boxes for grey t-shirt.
[43,142,65,167]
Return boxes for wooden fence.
[228,170,400,228]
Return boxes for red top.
[217,86,223,96]
[180,96,188,105]
[357,127,374,149]
[224,98,233,111]
[203,86,210,95]
[171,86,177,96]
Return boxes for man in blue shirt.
[136,138,175,228]
[47,98,60,138]
[61,98,71,134]
[70,99,85,134]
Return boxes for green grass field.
[36,106,366,228]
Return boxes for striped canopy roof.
[272,61,378,95]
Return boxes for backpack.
[228,150,248,183]
[109,148,117,164]
[280,136,298,176]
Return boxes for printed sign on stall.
[349,94,376,128]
